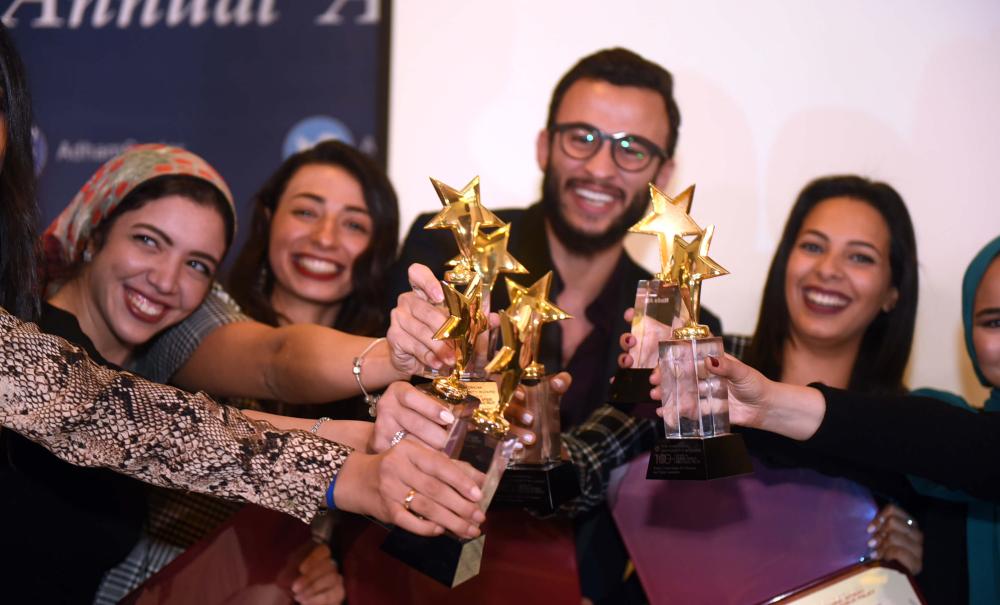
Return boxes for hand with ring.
[866,503,924,575]
[369,381,456,453]
[334,438,487,539]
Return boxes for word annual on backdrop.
[1,0,379,29]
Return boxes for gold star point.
[629,183,702,282]
[434,274,484,341]
[506,271,572,325]
[424,176,503,258]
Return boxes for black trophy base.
[610,368,660,418]
[646,433,753,480]
[492,460,580,514]
[380,527,485,587]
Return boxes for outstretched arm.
[704,352,1000,502]
[172,321,405,403]
[0,309,487,536]
[0,308,346,523]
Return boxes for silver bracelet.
[310,416,331,434]
[353,337,385,418]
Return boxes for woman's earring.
[82,249,93,263]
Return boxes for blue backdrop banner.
[5,0,389,241]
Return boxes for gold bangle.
[353,337,385,417]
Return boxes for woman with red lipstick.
[584,175,955,598]
[227,140,398,421]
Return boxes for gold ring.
[403,488,417,512]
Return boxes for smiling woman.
[46,174,232,365]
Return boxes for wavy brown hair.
[227,141,398,336]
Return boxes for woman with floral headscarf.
[0,144,480,603]
[2,143,238,601]
[0,27,484,602]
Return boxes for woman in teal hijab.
[910,234,1000,605]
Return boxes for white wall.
[388,0,1000,403]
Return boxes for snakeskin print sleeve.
[0,309,351,523]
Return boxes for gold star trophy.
[382,177,523,587]
[645,189,752,481]
[490,273,580,513]
[611,184,700,406]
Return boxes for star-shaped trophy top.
[506,271,572,326]
[505,272,571,378]
[675,224,729,285]
[425,176,504,260]
[433,273,486,343]
[629,184,702,282]
[446,223,528,290]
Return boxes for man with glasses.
[388,48,721,604]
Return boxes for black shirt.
[0,302,146,603]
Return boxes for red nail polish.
[709,356,720,367]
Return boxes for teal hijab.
[911,234,1000,605]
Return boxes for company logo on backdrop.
[31,124,46,176]
[52,139,185,163]
[2,0,380,29]
[283,115,355,157]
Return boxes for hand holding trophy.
[491,273,580,513]
[381,176,524,587]
[644,188,753,480]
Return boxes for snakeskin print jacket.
[0,308,352,523]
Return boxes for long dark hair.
[744,175,919,395]
[228,141,398,336]
[0,24,39,320]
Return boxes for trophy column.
[645,221,752,480]
[611,185,700,406]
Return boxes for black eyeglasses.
[550,122,667,172]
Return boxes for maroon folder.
[122,505,312,605]
[610,453,879,605]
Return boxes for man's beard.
[541,167,649,257]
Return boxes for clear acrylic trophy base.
[648,334,752,481]
[382,379,516,587]
[611,279,686,406]
[493,377,579,512]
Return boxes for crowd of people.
[0,21,996,605]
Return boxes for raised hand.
[387,263,456,376]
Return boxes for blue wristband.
[325,475,338,511]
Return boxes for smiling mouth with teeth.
[293,255,344,279]
[803,287,850,309]
[125,288,167,322]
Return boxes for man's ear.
[536,129,551,172]
[652,158,675,190]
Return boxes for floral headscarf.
[41,144,236,296]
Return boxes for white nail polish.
[440,410,455,424]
